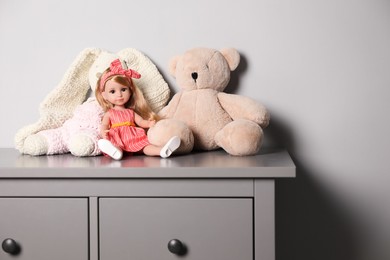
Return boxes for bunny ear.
[15,48,103,152]
[220,48,240,71]
[117,48,170,113]
[88,51,120,92]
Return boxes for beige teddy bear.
[152,47,270,156]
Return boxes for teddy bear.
[149,47,270,156]
[15,48,177,156]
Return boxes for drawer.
[0,198,88,260]
[100,198,252,260]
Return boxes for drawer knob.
[167,239,186,255]
[2,238,20,255]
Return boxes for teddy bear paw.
[215,120,263,156]
[23,134,49,155]
[69,134,96,157]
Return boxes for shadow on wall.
[266,116,359,260]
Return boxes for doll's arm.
[218,92,270,128]
[134,113,156,128]
[100,112,110,139]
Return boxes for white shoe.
[160,136,181,158]
[98,139,123,160]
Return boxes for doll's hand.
[100,129,109,139]
[148,120,156,128]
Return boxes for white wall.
[1,0,390,259]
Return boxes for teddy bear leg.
[147,119,194,154]
[23,134,49,156]
[68,133,100,157]
[215,119,264,156]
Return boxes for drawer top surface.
[0,148,295,178]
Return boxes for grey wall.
[1,0,390,259]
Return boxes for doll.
[95,59,180,160]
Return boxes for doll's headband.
[99,59,141,91]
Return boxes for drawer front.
[100,198,252,260]
[0,198,88,260]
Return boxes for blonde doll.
[95,59,180,160]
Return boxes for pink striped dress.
[106,109,150,152]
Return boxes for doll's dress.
[107,109,150,152]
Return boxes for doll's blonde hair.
[96,72,159,121]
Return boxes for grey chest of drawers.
[0,148,295,260]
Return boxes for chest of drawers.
[0,148,295,260]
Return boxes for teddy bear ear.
[169,55,181,77]
[220,48,240,71]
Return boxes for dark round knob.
[167,239,184,255]
[2,238,19,254]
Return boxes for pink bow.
[99,59,141,91]
[109,59,141,79]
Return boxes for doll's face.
[102,80,132,107]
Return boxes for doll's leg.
[143,136,181,158]
[98,139,123,160]
[160,136,181,158]
[147,119,193,154]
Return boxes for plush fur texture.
[154,47,270,156]
[15,48,171,156]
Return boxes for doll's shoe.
[160,136,181,158]
[98,139,123,160]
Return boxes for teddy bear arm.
[217,92,270,128]
[158,92,182,118]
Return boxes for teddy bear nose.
[191,72,198,80]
